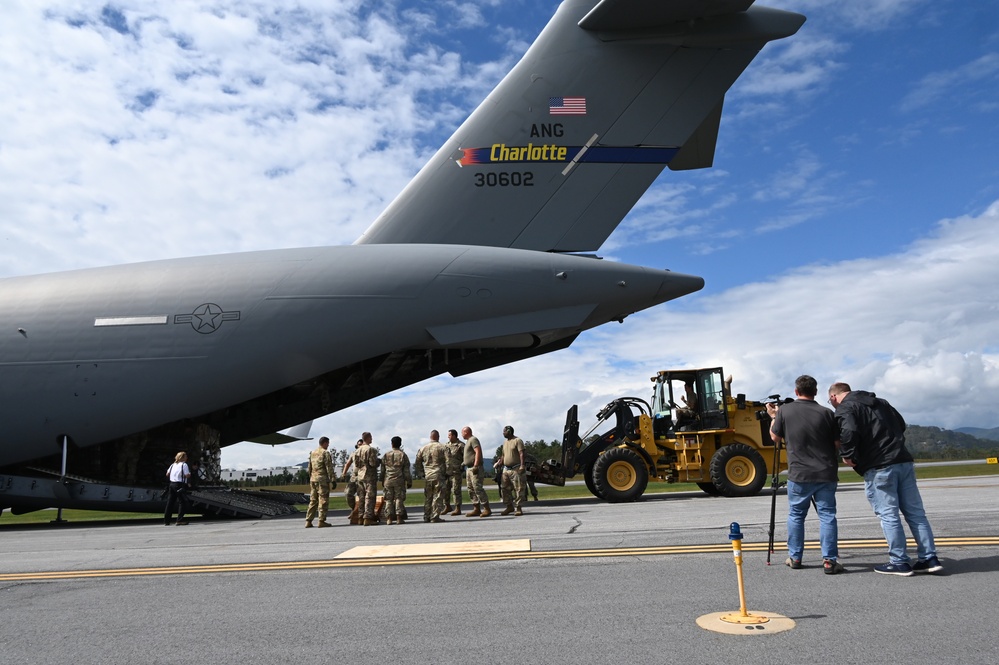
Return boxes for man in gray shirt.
[769,375,843,574]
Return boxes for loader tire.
[709,443,766,497]
[583,462,604,499]
[696,482,721,496]
[592,447,648,503]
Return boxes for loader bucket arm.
[560,404,581,477]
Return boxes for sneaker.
[874,562,914,576]
[785,557,802,569]
[912,556,943,574]
[823,559,845,575]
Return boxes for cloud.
[0,1,502,278]
[597,200,999,428]
[900,52,999,113]
[604,182,737,251]
[733,35,846,102]
[772,0,930,30]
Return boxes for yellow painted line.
[335,539,530,559]
[1,536,996,582]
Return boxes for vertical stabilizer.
[357,0,804,252]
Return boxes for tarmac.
[1,475,997,663]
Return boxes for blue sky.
[2,1,997,469]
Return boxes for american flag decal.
[549,96,586,115]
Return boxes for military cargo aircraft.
[0,0,805,514]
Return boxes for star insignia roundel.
[174,303,241,334]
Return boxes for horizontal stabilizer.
[578,0,754,32]
[246,421,313,445]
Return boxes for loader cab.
[651,367,730,437]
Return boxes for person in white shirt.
[164,451,191,526]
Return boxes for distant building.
[220,465,304,482]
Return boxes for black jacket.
[834,391,913,475]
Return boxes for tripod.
[766,437,784,565]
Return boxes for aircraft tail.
[356,0,805,252]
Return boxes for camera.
[754,394,792,420]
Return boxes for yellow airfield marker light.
[721,522,768,625]
[987,457,997,465]
[696,522,796,635]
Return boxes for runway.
[2,535,997,583]
[1,476,997,663]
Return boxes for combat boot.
[465,506,481,517]
[363,518,374,526]
[318,521,331,528]
[445,504,453,514]
[450,506,462,516]
[515,509,523,516]
[500,507,514,516]
[386,517,395,525]
[305,521,314,528]
[480,507,492,518]
[430,516,446,523]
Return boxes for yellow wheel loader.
[546,367,787,502]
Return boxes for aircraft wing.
[356,0,805,252]
[245,421,313,445]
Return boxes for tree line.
[905,425,999,460]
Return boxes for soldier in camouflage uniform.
[461,426,491,517]
[355,431,381,526]
[379,436,412,525]
[442,429,464,516]
[414,430,448,522]
[498,425,526,516]
[305,436,334,528]
[342,439,363,524]
[493,445,504,494]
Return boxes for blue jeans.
[863,462,936,564]
[787,480,839,561]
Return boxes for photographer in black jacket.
[828,382,942,576]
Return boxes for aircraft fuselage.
[0,244,702,466]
